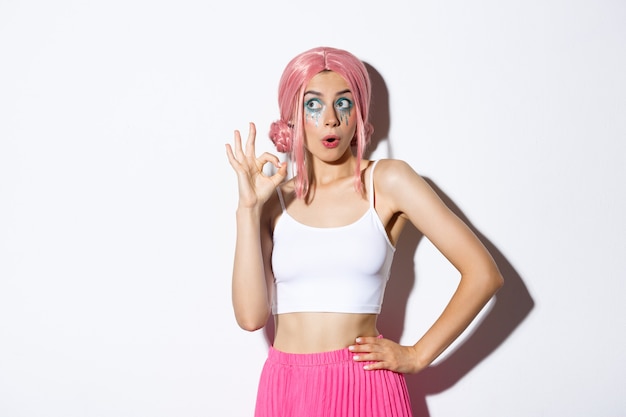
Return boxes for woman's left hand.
[348,336,426,374]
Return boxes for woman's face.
[302,71,357,161]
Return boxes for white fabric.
[271,160,395,314]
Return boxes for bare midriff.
[272,312,379,353]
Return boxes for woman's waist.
[272,312,378,354]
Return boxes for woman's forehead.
[304,71,351,95]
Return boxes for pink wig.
[269,46,373,199]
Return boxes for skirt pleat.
[255,346,413,417]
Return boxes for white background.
[1,1,625,416]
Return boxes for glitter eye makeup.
[304,98,324,126]
[335,98,353,111]
[304,95,354,127]
[335,98,353,125]
[305,98,323,113]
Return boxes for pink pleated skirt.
[255,345,413,417]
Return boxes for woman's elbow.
[468,265,503,298]
[487,267,504,294]
[235,313,269,332]
[237,321,265,332]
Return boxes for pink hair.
[269,46,373,199]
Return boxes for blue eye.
[305,99,323,112]
[335,98,353,111]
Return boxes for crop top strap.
[276,187,286,212]
[368,160,380,208]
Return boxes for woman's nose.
[324,108,339,126]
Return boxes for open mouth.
[322,136,340,148]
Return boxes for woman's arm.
[351,159,503,373]
[225,123,287,331]
[230,207,274,331]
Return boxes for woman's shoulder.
[371,158,421,185]
[370,158,434,204]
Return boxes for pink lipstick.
[322,135,340,149]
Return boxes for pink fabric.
[255,345,413,417]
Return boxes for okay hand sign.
[225,122,288,209]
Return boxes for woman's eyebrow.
[304,90,322,97]
[304,89,352,97]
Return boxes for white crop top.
[271,160,396,314]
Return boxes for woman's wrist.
[411,342,437,372]
[236,205,263,218]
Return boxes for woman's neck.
[309,154,358,186]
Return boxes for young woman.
[225,46,503,417]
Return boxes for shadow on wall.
[364,62,535,417]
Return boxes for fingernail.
[355,337,361,343]
[348,345,355,351]
[353,355,359,361]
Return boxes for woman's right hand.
[225,122,288,209]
